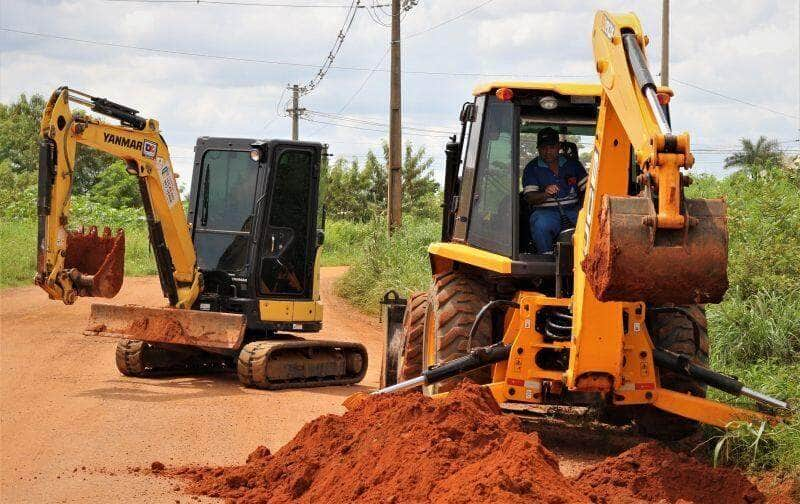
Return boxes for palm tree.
[724,136,782,179]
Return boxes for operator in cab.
[522,127,588,253]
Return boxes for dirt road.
[1,267,382,503]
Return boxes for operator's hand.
[544,184,559,196]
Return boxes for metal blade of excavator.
[582,195,729,305]
[85,304,246,350]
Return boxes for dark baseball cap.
[537,127,559,147]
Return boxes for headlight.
[250,148,261,162]
[539,96,558,110]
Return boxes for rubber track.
[397,291,429,381]
[116,339,146,376]
[237,341,368,390]
[428,270,492,393]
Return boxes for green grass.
[0,219,155,288]
[334,216,439,314]
[0,219,37,288]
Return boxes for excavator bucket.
[582,195,728,305]
[85,304,246,350]
[65,226,125,298]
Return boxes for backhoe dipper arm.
[591,11,692,230]
[36,87,200,308]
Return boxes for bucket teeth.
[582,195,728,305]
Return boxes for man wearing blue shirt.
[522,127,588,253]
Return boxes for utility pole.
[387,0,403,233]
[661,0,669,86]
[286,84,305,141]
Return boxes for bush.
[335,216,438,314]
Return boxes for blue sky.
[2,0,798,186]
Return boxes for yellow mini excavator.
[366,10,791,438]
[36,87,366,389]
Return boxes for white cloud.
[1,0,797,183]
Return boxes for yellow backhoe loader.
[36,87,366,389]
[361,10,791,438]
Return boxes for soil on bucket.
[65,226,125,297]
[160,380,781,504]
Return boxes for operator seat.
[560,141,579,161]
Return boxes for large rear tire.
[423,270,492,394]
[635,305,709,440]
[396,291,429,382]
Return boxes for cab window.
[467,96,516,257]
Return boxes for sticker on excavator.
[582,195,728,305]
[65,226,125,298]
[85,304,246,350]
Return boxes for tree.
[0,94,46,174]
[321,140,440,222]
[89,160,143,208]
[0,93,121,195]
[724,136,783,179]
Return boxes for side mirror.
[459,102,476,123]
[316,229,325,247]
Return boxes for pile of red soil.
[168,381,588,503]
[575,442,764,504]
[165,381,770,504]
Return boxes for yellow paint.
[259,300,323,323]
[38,88,199,308]
[427,242,512,274]
[472,81,601,97]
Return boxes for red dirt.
[65,225,125,297]
[575,442,764,504]
[126,316,190,344]
[166,381,589,504]
[162,381,782,504]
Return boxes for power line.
[403,0,495,40]
[308,47,389,136]
[0,27,591,79]
[307,110,452,134]
[671,77,800,120]
[299,0,361,96]
[301,117,451,137]
[103,0,380,6]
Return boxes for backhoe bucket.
[582,195,728,305]
[85,304,246,350]
[65,226,125,298]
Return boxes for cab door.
[256,144,320,299]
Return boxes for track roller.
[237,339,368,390]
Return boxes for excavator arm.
[36,87,200,308]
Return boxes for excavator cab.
[187,137,325,334]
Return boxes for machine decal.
[583,147,600,256]
[102,132,143,152]
[602,13,615,40]
[635,383,655,391]
[142,140,158,159]
[157,159,180,208]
